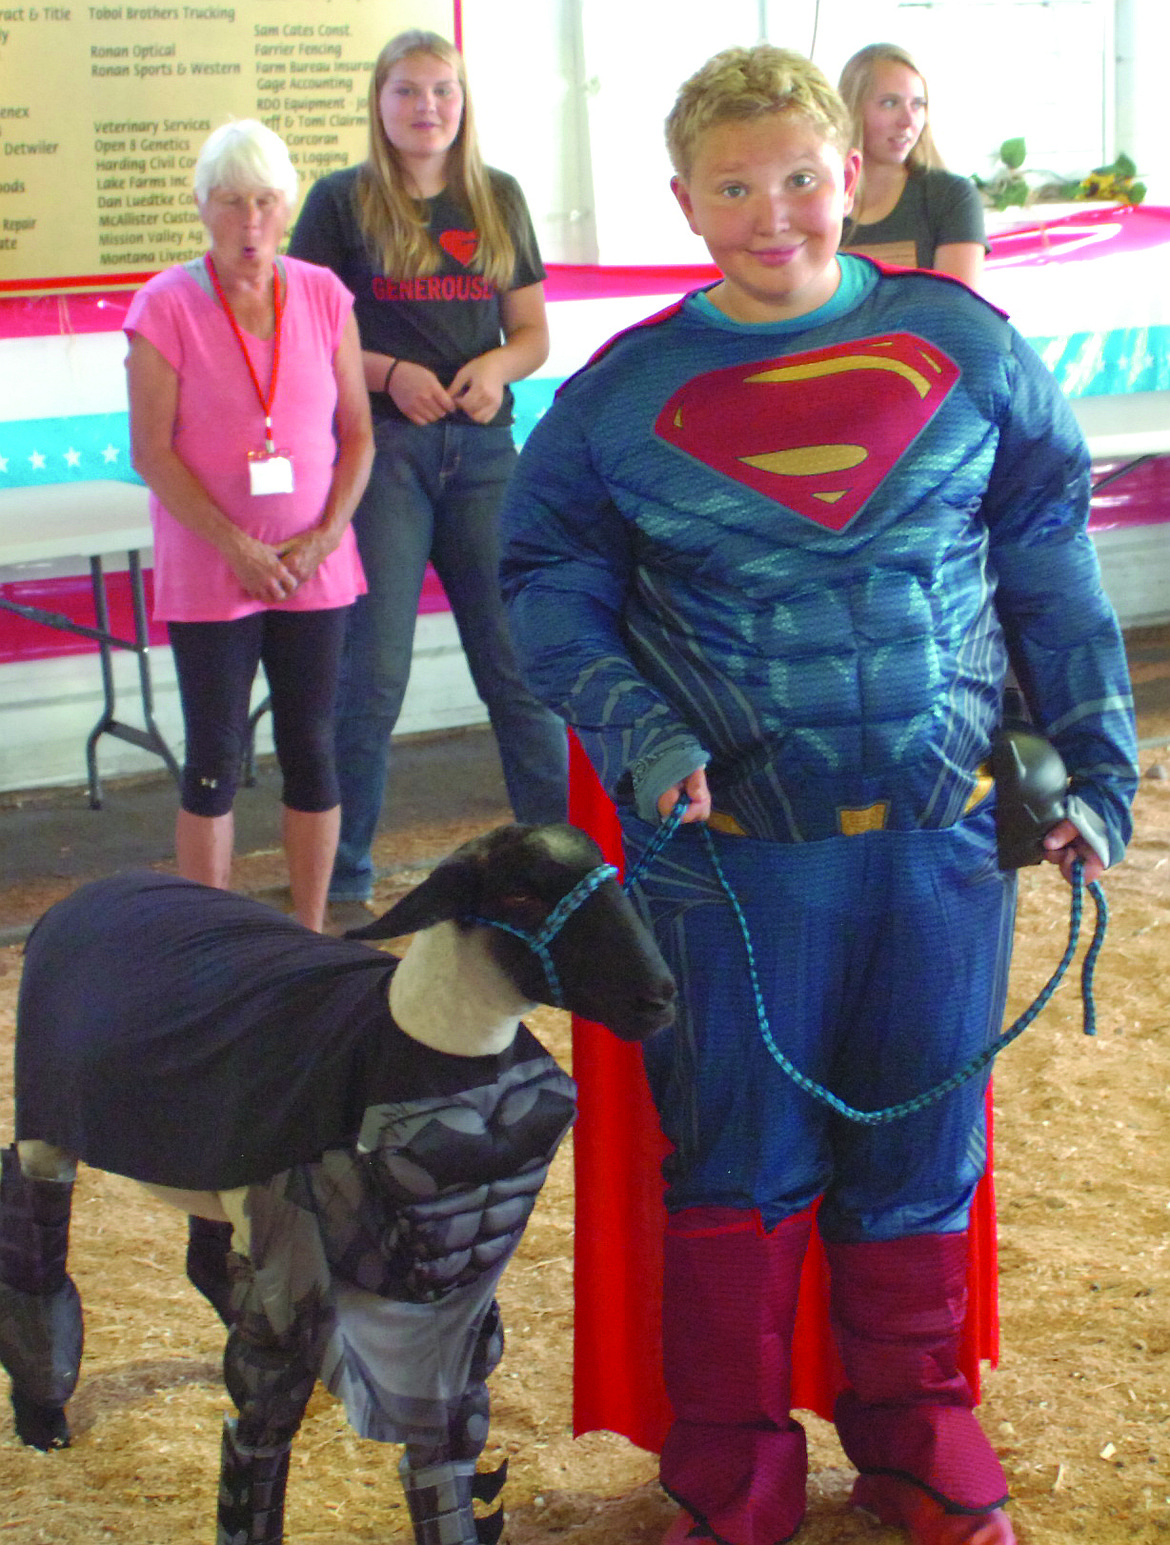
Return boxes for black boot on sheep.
[0,1143,83,1450]
[216,1418,293,1545]
[399,1454,508,1545]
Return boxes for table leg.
[128,551,181,788]
[83,553,179,809]
[85,555,117,809]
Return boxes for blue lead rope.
[625,802,1108,1126]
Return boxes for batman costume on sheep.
[0,825,676,1545]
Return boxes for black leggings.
[169,608,348,818]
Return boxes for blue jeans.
[330,418,568,900]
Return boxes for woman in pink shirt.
[125,119,373,933]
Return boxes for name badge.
[248,450,295,496]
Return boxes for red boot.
[853,1474,1016,1544]
[826,1234,1009,1522]
[659,1205,814,1545]
[661,1510,718,1544]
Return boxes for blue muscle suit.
[500,256,1138,1540]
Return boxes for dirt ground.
[0,645,1167,1543]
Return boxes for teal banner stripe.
[511,378,559,445]
[1030,324,1170,398]
[0,398,559,493]
[0,326,1164,491]
[0,412,138,490]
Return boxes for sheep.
[0,822,676,1545]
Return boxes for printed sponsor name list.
[0,0,438,288]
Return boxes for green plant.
[972,138,1146,210]
[974,137,1031,210]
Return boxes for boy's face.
[672,112,861,324]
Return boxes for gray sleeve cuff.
[1065,792,1114,869]
[632,742,709,825]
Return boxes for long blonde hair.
[837,42,944,175]
[355,30,524,288]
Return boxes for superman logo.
[654,333,959,531]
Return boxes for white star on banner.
[0,455,8,474]
[102,445,120,464]
[29,450,46,471]
[64,448,82,468]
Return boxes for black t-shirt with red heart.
[289,163,545,428]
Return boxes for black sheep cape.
[15,871,549,1191]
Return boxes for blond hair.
[837,42,944,174]
[354,29,525,288]
[666,45,852,181]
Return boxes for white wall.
[463,0,600,262]
[575,0,813,264]
[810,0,1115,184]
[465,0,802,265]
[1115,0,1170,202]
[463,0,1167,266]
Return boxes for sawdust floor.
[1,651,1169,1543]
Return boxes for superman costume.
[500,256,1137,1543]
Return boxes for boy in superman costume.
[500,45,1137,1545]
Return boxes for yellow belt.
[708,762,995,839]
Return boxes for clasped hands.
[227,527,338,604]
[383,356,506,426]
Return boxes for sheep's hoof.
[11,1389,70,1450]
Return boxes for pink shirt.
[125,256,366,621]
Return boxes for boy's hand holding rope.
[629,788,1109,1127]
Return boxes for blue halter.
[467,862,619,1008]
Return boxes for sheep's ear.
[344,854,483,941]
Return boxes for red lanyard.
[205,253,283,452]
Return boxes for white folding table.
[1068,391,1170,631]
[0,480,179,806]
[1071,389,1170,472]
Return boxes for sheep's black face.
[543,881,678,1041]
[346,823,676,1042]
[471,826,677,1041]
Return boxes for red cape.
[568,734,999,1446]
